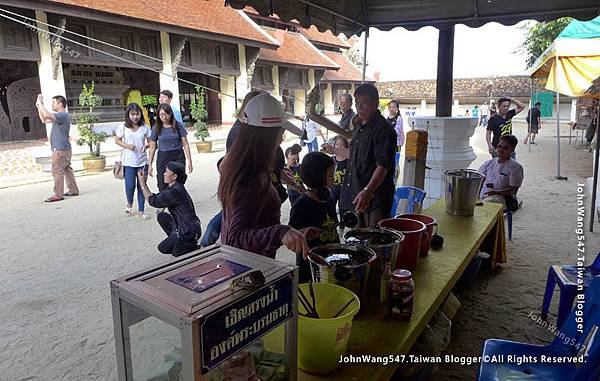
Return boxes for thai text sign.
[200,274,293,372]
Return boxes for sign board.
[200,274,294,372]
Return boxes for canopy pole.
[435,26,455,117]
[554,57,567,181]
[529,78,534,153]
[362,28,369,84]
[590,111,600,231]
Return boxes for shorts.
[528,124,539,134]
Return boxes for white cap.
[241,93,303,137]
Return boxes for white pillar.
[308,69,316,90]
[350,84,356,94]
[270,66,281,100]
[294,89,306,117]
[36,10,66,139]
[570,98,577,122]
[159,31,181,111]
[324,83,334,114]
[220,75,236,124]
[236,44,249,102]
[421,99,427,114]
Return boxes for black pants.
[156,149,185,192]
[157,212,198,256]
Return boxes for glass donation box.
[110,245,298,381]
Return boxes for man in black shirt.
[325,84,397,227]
[486,96,526,157]
[524,102,542,145]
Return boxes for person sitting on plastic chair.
[477,134,523,212]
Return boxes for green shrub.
[76,82,107,158]
[190,86,209,142]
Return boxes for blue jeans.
[200,210,222,247]
[124,165,147,212]
[307,138,319,152]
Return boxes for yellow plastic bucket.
[297,283,360,374]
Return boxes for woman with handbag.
[147,103,193,192]
[115,103,152,219]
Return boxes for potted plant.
[76,82,108,172]
[190,85,211,153]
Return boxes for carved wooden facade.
[278,67,309,90]
[46,15,163,70]
[0,8,39,62]
[251,64,274,90]
[172,35,240,76]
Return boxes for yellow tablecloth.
[298,200,506,380]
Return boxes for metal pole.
[529,78,534,152]
[362,28,369,84]
[590,110,600,231]
[554,58,567,180]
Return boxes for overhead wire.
[0,6,311,106]
[0,8,238,101]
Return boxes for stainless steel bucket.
[444,169,484,216]
[343,228,404,301]
[308,244,376,298]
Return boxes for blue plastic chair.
[541,252,600,328]
[478,277,600,381]
[390,186,426,217]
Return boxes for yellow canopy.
[530,35,600,97]
[530,38,600,96]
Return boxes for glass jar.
[388,269,414,320]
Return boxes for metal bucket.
[444,169,484,216]
[308,244,376,298]
[343,228,404,301]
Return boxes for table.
[298,200,506,380]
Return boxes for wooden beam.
[435,26,454,117]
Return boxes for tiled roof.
[258,28,339,70]
[47,0,278,48]
[244,7,349,49]
[321,51,374,83]
[299,26,349,49]
[377,76,533,99]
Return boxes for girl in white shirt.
[115,103,152,219]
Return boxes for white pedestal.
[408,116,478,208]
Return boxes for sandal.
[124,206,132,214]
[140,213,150,220]
[44,195,64,202]
[64,192,79,197]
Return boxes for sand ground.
[1,122,598,380]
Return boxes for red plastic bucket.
[378,218,427,271]
[396,214,438,256]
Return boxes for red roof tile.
[299,26,349,49]
[258,28,339,70]
[321,51,374,83]
[47,0,278,48]
[244,8,349,49]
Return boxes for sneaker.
[140,213,150,220]
[531,141,538,145]
[124,206,132,215]
[44,195,64,202]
